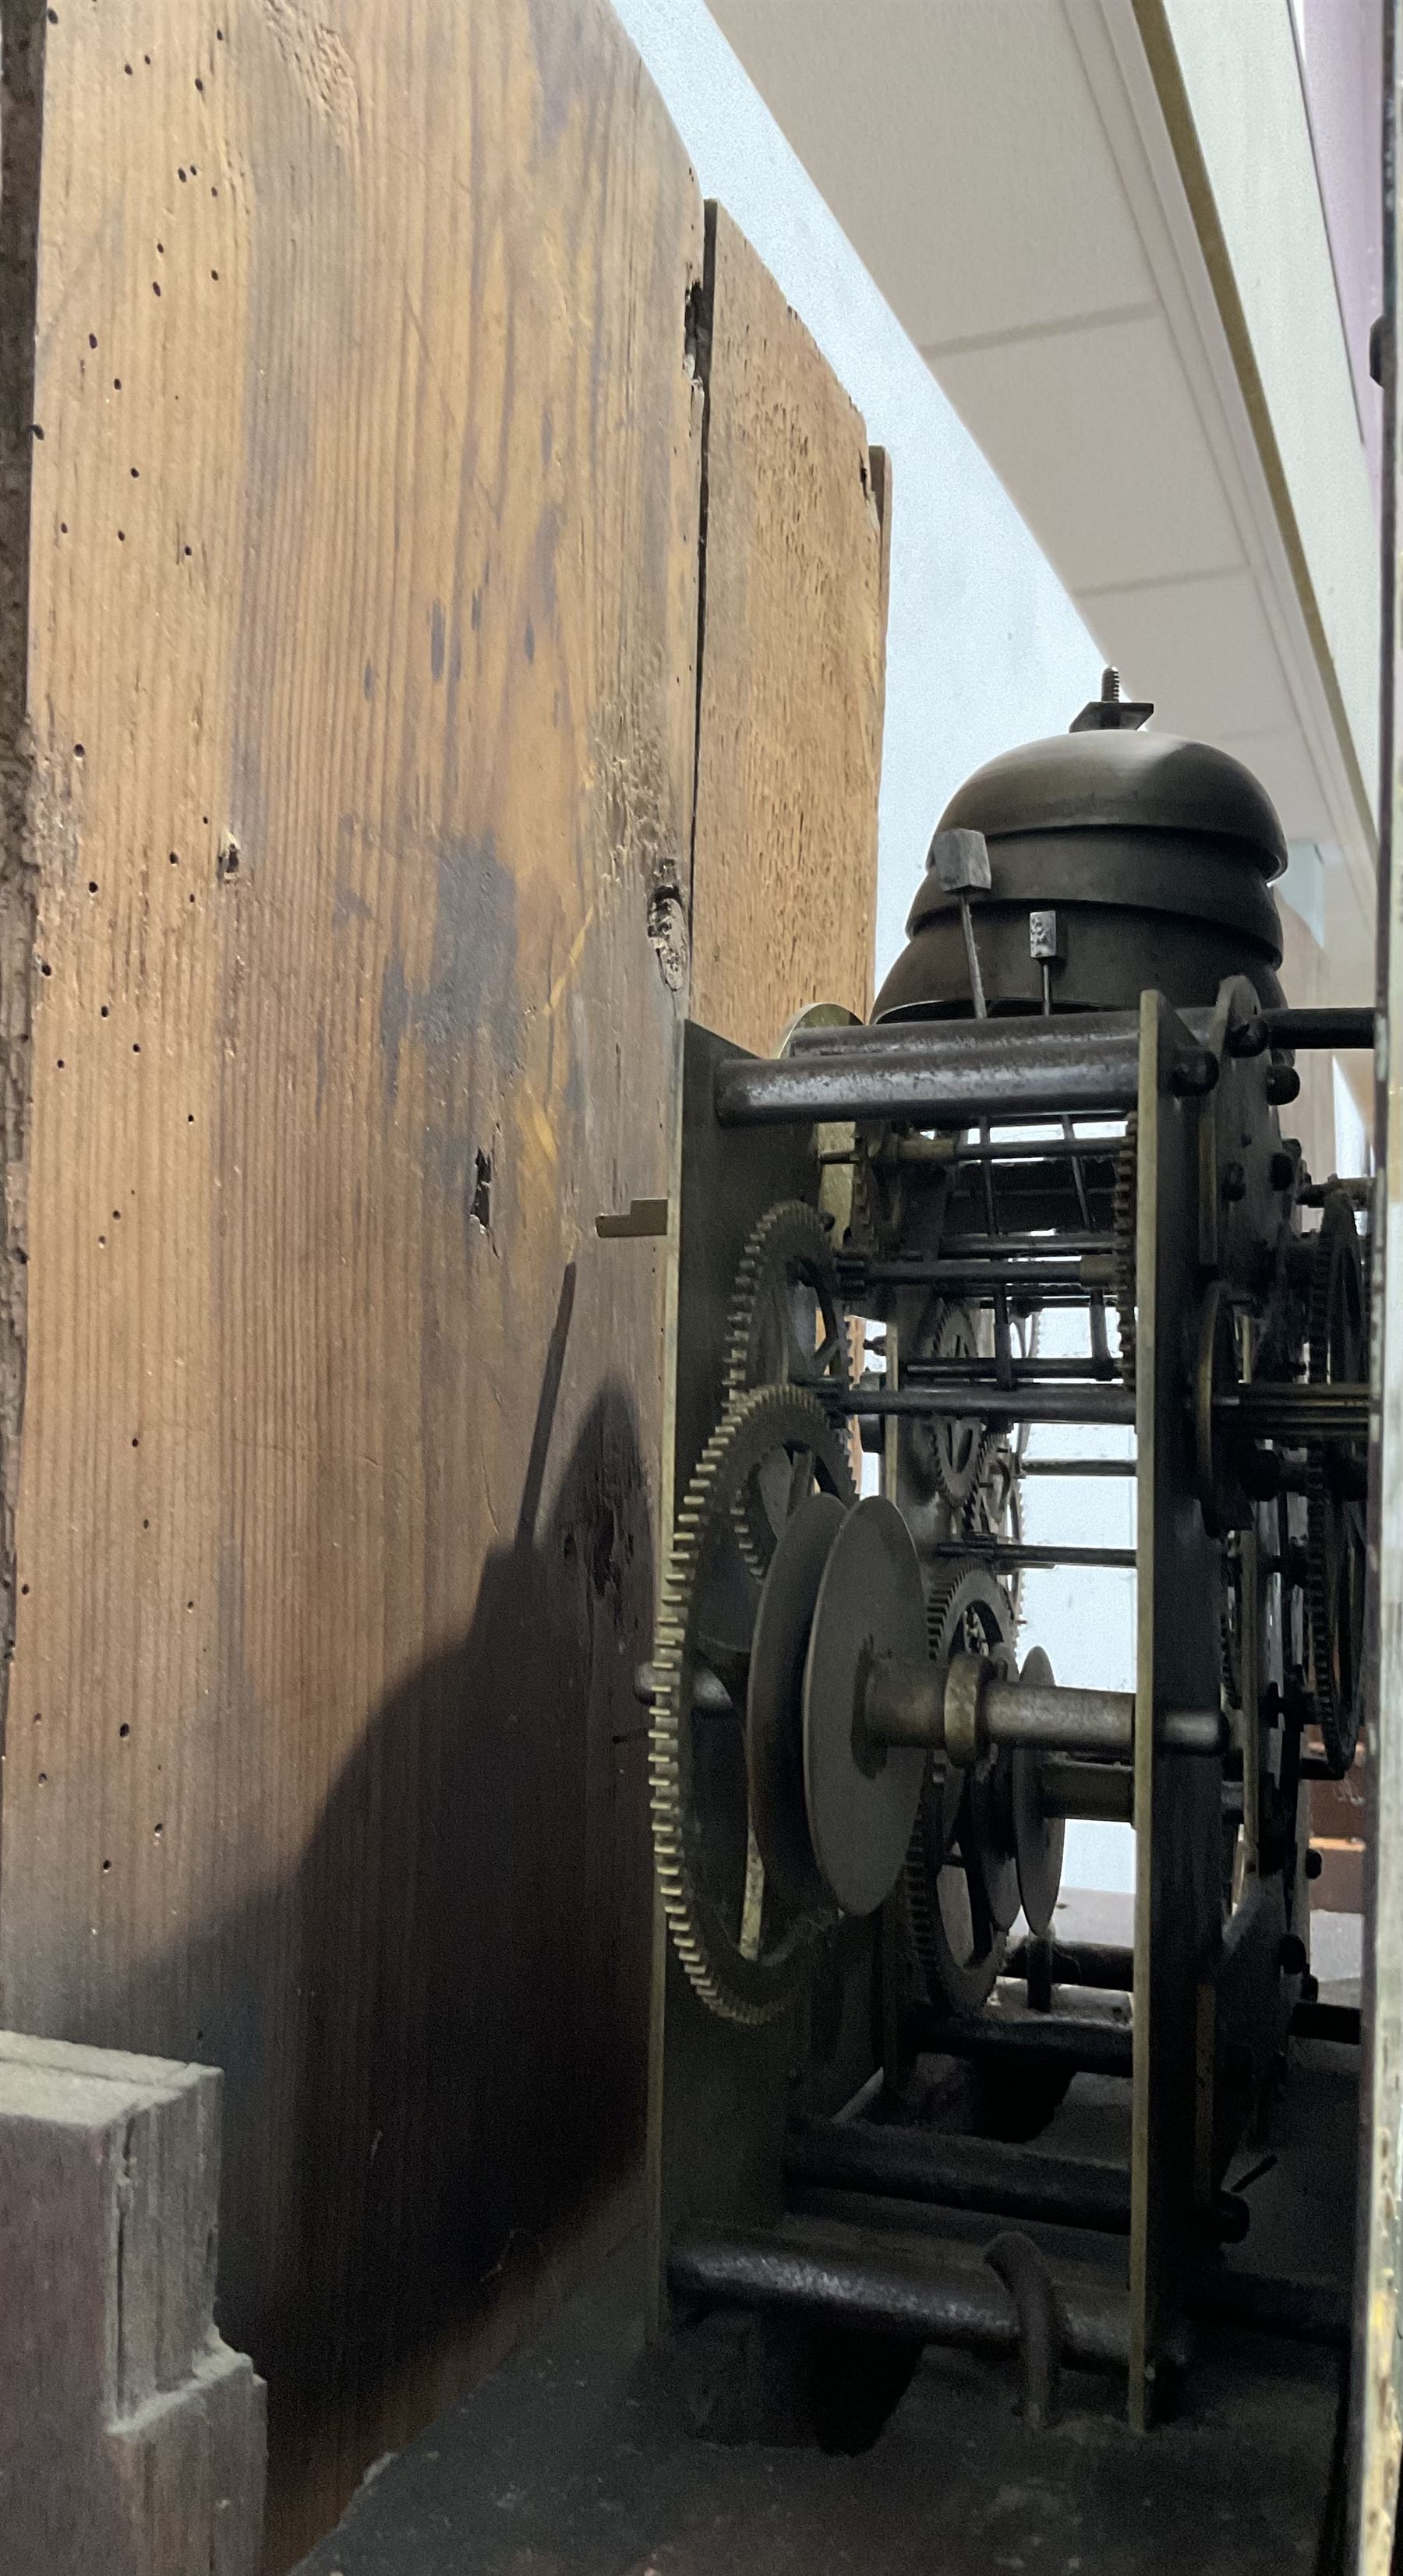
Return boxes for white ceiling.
[709,0,1377,997]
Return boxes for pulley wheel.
[747,1491,848,1912]
[803,1496,928,1916]
[1010,1646,1066,1937]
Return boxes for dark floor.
[295,2230,1344,2576]
[299,2013,1357,2574]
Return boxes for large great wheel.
[649,1385,857,2026]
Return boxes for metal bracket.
[596,1198,669,1239]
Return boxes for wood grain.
[0,14,891,2567]
[689,203,886,1052]
[0,0,702,2557]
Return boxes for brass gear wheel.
[903,1561,1016,2014]
[649,1385,856,2025]
[1305,1187,1367,1775]
[723,1200,850,1576]
[723,1198,849,1406]
[1112,1115,1137,1391]
[896,1296,985,1514]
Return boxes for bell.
[872,669,1288,1022]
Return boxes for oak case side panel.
[0,0,702,2554]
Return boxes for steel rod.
[784,2115,1131,2234]
[1259,1005,1375,1053]
[779,998,1367,1067]
[864,1665,1138,1754]
[926,1540,1136,1572]
[948,1135,1125,1167]
[786,1009,1143,1059]
[787,2119,1248,2248]
[904,2005,1133,2079]
[871,1230,1113,1258]
[856,1297,1097,1322]
[843,1258,1115,1294]
[864,1662,1218,1757]
[1007,1939,1134,1994]
[1021,1457,1136,1477]
[903,1356,1121,1384]
[1217,1385,1369,1440]
[668,2219,1138,2371]
[984,1681,1136,1752]
[836,1385,1136,1426]
[713,1025,1144,1129]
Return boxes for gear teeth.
[902,1562,1014,2012]
[925,1561,1016,1664]
[848,1152,883,1257]
[896,1298,984,1512]
[966,1428,1023,1628]
[649,1382,855,2025]
[722,1201,850,1578]
[723,1199,848,1408]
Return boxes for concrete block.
[0,2031,265,2575]
[108,2344,266,2576]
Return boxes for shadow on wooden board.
[111,1270,659,2546]
[0,1,884,2566]
[0,0,702,2561]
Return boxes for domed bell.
[872,670,1288,1023]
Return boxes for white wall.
[1164,0,1379,817]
